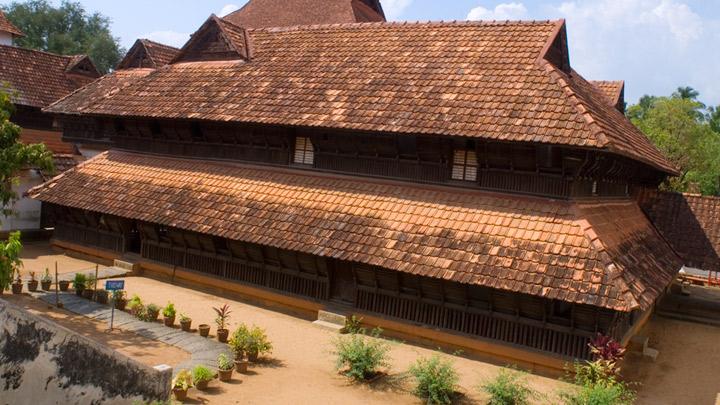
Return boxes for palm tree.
[673,86,700,100]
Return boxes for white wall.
[0,169,44,231]
[0,32,12,46]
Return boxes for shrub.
[246,326,273,357]
[192,365,214,385]
[333,328,390,381]
[343,315,364,334]
[217,353,233,371]
[587,334,626,380]
[409,354,459,405]
[72,273,88,290]
[228,323,250,358]
[213,304,232,330]
[145,304,160,319]
[0,232,22,292]
[112,290,126,302]
[481,368,534,405]
[559,362,636,405]
[172,369,193,390]
[162,302,176,318]
[127,294,143,312]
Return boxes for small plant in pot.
[0,232,22,296]
[95,289,109,305]
[41,268,52,291]
[82,275,96,299]
[245,325,273,362]
[192,365,214,391]
[112,290,127,311]
[171,369,193,401]
[127,294,143,316]
[229,324,250,373]
[72,273,87,296]
[163,302,176,327]
[27,271,38,292]
[144,303,160,322]
[213,304,232,343]
[11,269,23,294]
[217,353,234,382]
[179,313,192,332]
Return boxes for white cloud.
[467,2,528,21]
[219,4,241,17]
[141,31,191,48]
[382,0,413,20]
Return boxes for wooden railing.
[141,240,329,300]
[356,287,593,359]
[54,221,126,253]
[315,154,450,183]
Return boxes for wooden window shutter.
[293,136,314,165]
[451,149,477,181]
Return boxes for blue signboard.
[105,280,125,291]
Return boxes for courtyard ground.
[19,241,100,277]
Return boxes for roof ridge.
[139,38,181,51]
[249,18,562,33]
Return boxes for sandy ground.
[119,276,570,404]
[1,294,190,368]
[624,317,720,405]
[19,241,100,277]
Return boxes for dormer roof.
[171,15,252,63]
[223,0,385,28]
[117,39,180,70]
[590,80,626,113]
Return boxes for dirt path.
[120,276,569,404]
[2,294,190,369]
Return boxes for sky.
[4,0,718,106]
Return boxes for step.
[312,320,345,333]
[113,259,138,272]
[317,309,347,326]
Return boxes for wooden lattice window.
[451,149,477,181]
[293,137,314,165]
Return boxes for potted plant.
[27,271,38,292]
[213,304,232,343]
[198,323,211,337]
[192,365,214,391]
[179,313,192,332]
[82,275,96,299]
[11,269,23,294]
[217,353,234,382]
[162,302,176,327]
[41,268,52,291]
[58,279,70,291]
[171,369,193,401]
[127,294,143,315]
[145,303,160,322]
[95,289,109,305]
[112,290,127,310]
[228,324,250,373]
[0,232,22,296]
[246,326,273,362]
[72,273,87,296]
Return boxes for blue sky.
[4,0,718,106]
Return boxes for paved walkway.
[33,291,230,374]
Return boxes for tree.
[673,86,700,100]
[1,0,124,74]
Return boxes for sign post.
[105,280,125,332]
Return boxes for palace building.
[28,2,687,370]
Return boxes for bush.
[172,369,193,390]
[246,326,273,357]
[333,328,390,381]
[343,315,364,334]
[409,354,459,405]
[72,273,88,290]
[162,302,176,318]
[0,232,22,292]
[228,323,250,358]
[127,294,143,314]
[217,353,233,371]
[481,368,534,405]
[559,362,636,405]
[192,365,214,385]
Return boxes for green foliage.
[246,325,273,356]
[558,362,636,405]
[191,365,214,384]
[162,302,176,318]
[213,304,232,330]
[343,315,364,334]
[127,294,142,310]
[0,90,53,219]
[111,290,126,302]
[41,267,51,283]
[217,353,233,371]
[333,328,390,381]
[409,354,459,405]
[0,231,22,291]
[179,312,191,322]
[628,88,720,195]
[171,369,193,390]
[71,272,87,290]
[228,323,250,358]
[143,304,160,320]
[1,0,124,73]
[480,368,534,405]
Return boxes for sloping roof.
[637,189,720,271]
[223,0,384,28]
[590,80,624,110]
[117,39,180,70]
[20,128,76,154]
[0,10,23,37]
[45,20,676,175]
[171,16,252,63]
[51,154,83,173]
[0,45,100,108]
[28,150,681,312]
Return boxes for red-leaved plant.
[588,334,626,379]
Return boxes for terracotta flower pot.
[11,283,23,295]
[180,320,192,332]
[59,280,70,291]
[196,380,209,391]
[248,351,259,363]
[199,324,210,337]
[115,299,127,311]
[41,281,52,291]
[75,286,84,296]
[218,368,233,382]
[217,328,229,343]
[28,280,39,292]
[234,360,249,374]
[82,288,94,300]
[172,388,188,401]
[95,290,109,305]
[164,315,175,327]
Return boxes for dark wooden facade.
[45,203,636,360]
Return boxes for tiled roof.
[0,45,100,108]
[46,69,154,113]
[0,11,23,37]
[591,81,624,105]
[20,128,77,155]
[29,150,681,312]
[637,189,720,271]
[223,0,384,28]
[117,39,180,70]
[51,154,83,173]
